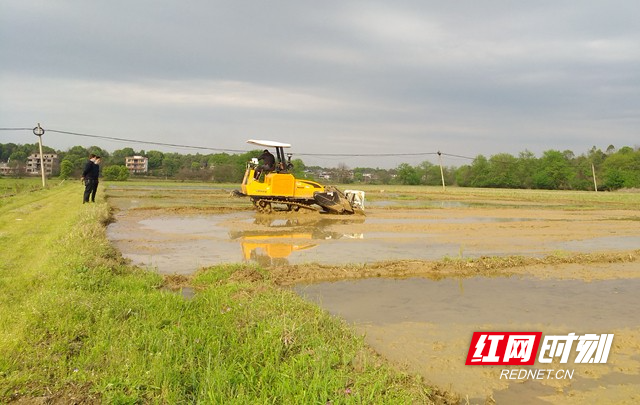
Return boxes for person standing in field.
[81,153,98,203]
[90,156,101,203]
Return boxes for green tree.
[0,143,19,161]
[460,155,491,187]
[418,161,437,186]
[588,146,607,166]
[533,150,572,189]
[515,150,538,189]
[455,165,471,187]
[212,164,242,183]
[291,158,306,178]
[110,148,136,165]
[487,153,518,188]
[396,163,421,185]
[146,150,164,169]
[118,166,130,181]
[0,144,8,161]
[88,146,109,160]
[103,165,129,181]
[377,168,393,184]
[208,152,234,166]
[161,155,181,177]
[603,168,626,190]
[59,160,74,179]
[568,155,595,190]
[9,150,28,163]
[59,146,91,176]
[602,147,640,189]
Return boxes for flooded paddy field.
[107,188,640,273]
[105,183,640,403]
[295,277,640,404]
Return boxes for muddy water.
[106,212,477,273]
[106,209,640,274]
[106,213,247,274]
[294,277,640,403]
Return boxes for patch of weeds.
[193,263,268,287]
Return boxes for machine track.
[251,198,319,214]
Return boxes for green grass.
[0,181,437,403]
[0,177,50,199]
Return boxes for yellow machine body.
[241,168,325,199]
[237,140,362,214]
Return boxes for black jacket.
[82,160,100,180]
[258,150,275,169]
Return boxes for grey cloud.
[1,1,639,167]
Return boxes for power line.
[46,129,248,153]
[2,127,245,153]
[1,126,445,158]
[2,126,518,165]
[0,125,569,169]
[297,152,439,157]
[440,152,475,160]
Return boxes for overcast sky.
[1,1,639,168]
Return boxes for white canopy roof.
[246,139,291,148]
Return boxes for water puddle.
[294,276,640,403]
[556,236,640,251]
[108,212,463,272]
[106,213,246,274]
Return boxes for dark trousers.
[254,164,273,180]
[83,179,99,203]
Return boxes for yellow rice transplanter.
[235,139,365,215]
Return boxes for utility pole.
[33,123,46,187]
[437,151,446,191]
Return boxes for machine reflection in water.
[230,216,364,266]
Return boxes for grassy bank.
[0,177,49,199]
[0,182,441,403]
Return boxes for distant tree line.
[1,143,638,190]
[0,143,306,183]
[344,146,638,191]
[454,146,640,190]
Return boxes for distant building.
[0,162,17,175]
[125,156,149,173]
[25,154,59,176]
